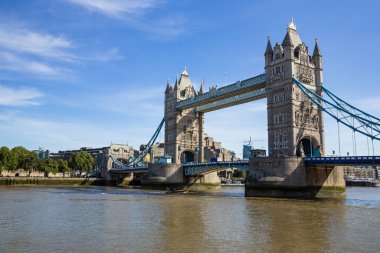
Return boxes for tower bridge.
[110,20,380,198]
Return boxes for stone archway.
[297,136,320,157]
[180,150,195,164]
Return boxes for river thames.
[0,186,379,253]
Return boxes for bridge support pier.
[141,163,221,191]
[141,163,185,189]
[245,157,345,198]
[186,172,221,191]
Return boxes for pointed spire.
[282,18,302,47]
[199,80,204,94]
[282,30,294,47]
[313,35,321,56]
[265,33,273,56]
[182,67,189,76]
[165,79,171,93]
[174,75,179,90]
[287,17,297,30]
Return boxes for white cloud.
[0,26,73,60]
[0,85,44,106]
[0,24,123,78]
[66,0,185,38]
[66,0,162,19]
[0,51,68,76]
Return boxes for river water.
[0,186,379,253]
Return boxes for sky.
[1,0,380,157]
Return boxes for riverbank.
[0,177,145,187]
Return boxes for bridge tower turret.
[164,69,202,164]
[265,19,325,158]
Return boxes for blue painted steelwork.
[176,74,266,111]
[183,161,249,176]
[293,78,380,140]
[305,156,380,165]
[110,118,164,170]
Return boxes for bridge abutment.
[141,163,184,189]
[141,163,221,190]
[187,172,221,191]
[245,157,345,198]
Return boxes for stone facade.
[141,163,184,187]
[164,69,203,164]
[246,157,345,198]
[203,135,237,162]
[344,166,378,180]
[265,19,324,157]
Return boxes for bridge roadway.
[109,156,380,176]
[176,74,266,112]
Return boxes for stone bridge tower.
[265,19,324,158]
[164,69,204,164]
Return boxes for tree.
[11,146,31,170]
[58,159,72,176]
[43,159,59,175]
[69,151,95,176]
[0,146,11,173]
[233,169,247,178]
[10,146,40,175]
[23,152,39,174]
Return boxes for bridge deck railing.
[305,156,380,165]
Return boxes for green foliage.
[11,146,32,171]
[0,146,49,173]
[232,169,247,178]
[58,159,72,174]
[42,159,59,175]
[69,151,95,175]
[23,152,39,173]
[0,146,17,172]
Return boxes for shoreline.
[0,177,110,187]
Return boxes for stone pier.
[141,163,221,191]
[245,157,345,198]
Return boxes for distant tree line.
[0,146,95,177]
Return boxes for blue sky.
[1,0,380,157]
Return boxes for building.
[243,144,254,159]
[33,147,50,160]
[142,142,165,163]
[49,144,137,177]
[164,69,202,164]
[203,134,236,162]
[251,149,266,157]
[265,19,324,157]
